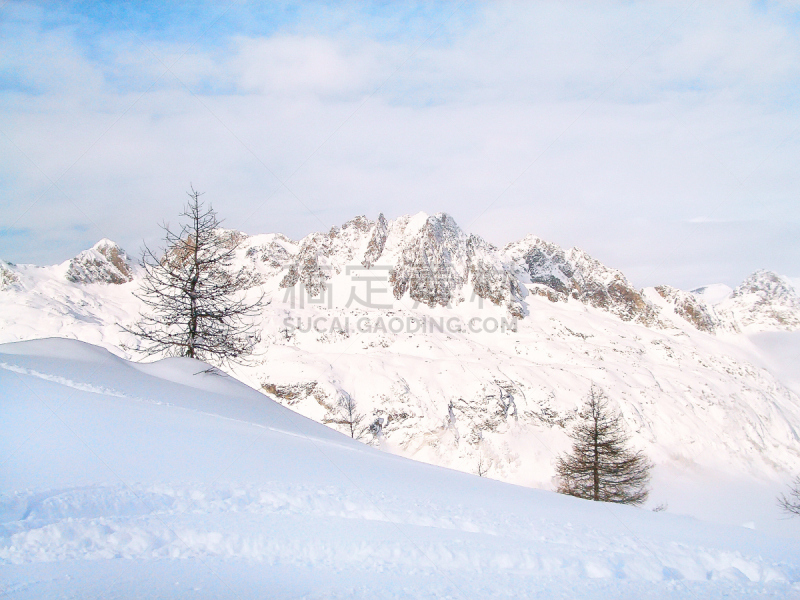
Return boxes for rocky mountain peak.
[389,212,469,307]
[0,260,20,290]
[505,237,660,325]
[65,239,134,285]
[279,231,335,296]
[731,270,796,300]
[724,270,800,330]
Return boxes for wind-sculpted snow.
[0,361,128,397]
[2,339,799,598]
[1,482,796,583]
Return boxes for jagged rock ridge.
[252,213,800,333]
[389,213,468,307]
[504,236,661,326]
[21,214,798,336]
[654,285,722,334]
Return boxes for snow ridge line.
[0,360,363,454]
[0,362,128,398]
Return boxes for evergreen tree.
[555,386,652,505]
[778,476,800,516]
[124,187,262,365]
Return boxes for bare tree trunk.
[122,186,264,365]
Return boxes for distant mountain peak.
[723,270,800,331]
[731,269,796,299]
[65,240,134,285]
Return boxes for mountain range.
[2,212,799,529]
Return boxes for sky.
[1,0,799,290]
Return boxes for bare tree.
[555,386,652,505]
[778,476,800,516]
[476,453,491,477]
[123,187,263,365]
[324,391,365,439]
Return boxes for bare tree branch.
[324,391,366,439]
[778,476,800,517]
[122,187,264,366]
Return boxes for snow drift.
[2,338,799,598]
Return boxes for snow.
[2,338,800,598]
[2,217,800,591]
[691,284,733,305]
[747,331,800,396]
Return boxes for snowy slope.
[2,338,800,599]
[1,215,800,535]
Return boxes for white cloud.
[1,1,799,290]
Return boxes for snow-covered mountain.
[1,212,800,531]
[4,338,799,598]
[722,270,800,331]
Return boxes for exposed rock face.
[267,213,669,322]
[508,237,574,300]
[275,212,526,314]
[723,270,800,331]
[279,232,334,297]
[191,214,800,334]
[279,216,378,296]
[262,381,324,406]
[390,213,468,307]
[466,235,527,317]
[214,229,248,250]
[362,213,388,268]
[655,285,720,333]
[0,261,19,290]
[66,240,133,285]
[506,237,660,325]
[245,234,295,276]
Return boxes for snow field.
[2,339,800,598]
[3,229,800,541]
